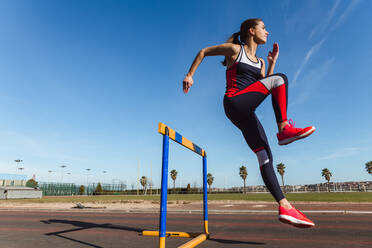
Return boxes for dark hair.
[222,18,263,66]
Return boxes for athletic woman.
[183,18,315,228]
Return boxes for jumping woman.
[183,18,315,228]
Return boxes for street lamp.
[67,172,71,183]
[86,168,91,195]
[60,165,67,183]
[103,171,107,184]
[48,170,53,183]
[14,160,23,173]
[17,167,25,187]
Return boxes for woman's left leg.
[237,113,285,202]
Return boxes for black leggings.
[223,73,288,202]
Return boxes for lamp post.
[86,168,91,195]
[102,171,107,184]
[48,170,53,183]
[18,167,25,187]
[60,165,67,183]
[67,172,71,183]
[14,160,23,173]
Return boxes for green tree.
[321,168,332,192]
[207,173,214,193]
[170,169,178,193]
[365,161,372,175]
[276,163,286,193]
[239,166,248,193]
[186,183,191,193]
[26,179,38,188]
[140,176,147,195]
[79,185,85,195]
[94,182,103,195]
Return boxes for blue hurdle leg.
[159,129,169,248]
[203,154,209,234]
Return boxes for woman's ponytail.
[227,32,242,45]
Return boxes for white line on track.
[1,209,372,214]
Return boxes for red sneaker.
[279,206,315,228]
[277,119,315,145]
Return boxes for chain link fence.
[38,181,372,196]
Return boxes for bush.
[187,184,191,193]
[79,185,85,195]
[94,183,103,195]
[26,179,38,188]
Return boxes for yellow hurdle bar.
[142,231,201,238]
[158,123,206,157]
[177,234,209,248]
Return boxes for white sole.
[279,214,315,227]
[278,126,315,145]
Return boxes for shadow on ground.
[41,219,143,248]
[41,219,266,247]
[209,238,265,245]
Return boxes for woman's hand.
[183,74,194,94]
[267,42,279,65]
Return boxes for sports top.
[225,45,262,96]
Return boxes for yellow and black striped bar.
[158,123,206,157]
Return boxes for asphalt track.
[0,209,371,248]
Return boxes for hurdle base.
[178,233,209,248]
[142,230,209,248]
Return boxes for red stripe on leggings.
[231,81,269,97]
[271,84,287,122]
[253,147,264,153]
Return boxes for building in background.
[0,173,27,187]
[0,187,42,199]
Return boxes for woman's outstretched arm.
[266,42,279,76]
[183,43,237,93]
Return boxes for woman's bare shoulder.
[230,43,241,53]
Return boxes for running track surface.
[0,210,371,248]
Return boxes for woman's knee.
[254,147,273,167]
[275,73,288,85]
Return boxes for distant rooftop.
[0,174,27,180]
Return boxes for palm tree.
[140,176,147,195]
[276,163,286,193]
[239,166,248,193]
[207,173,214,193]
[365,161,372,175]
[170,169,178,193]
[321,168,332,192]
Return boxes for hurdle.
[142,122,209,248]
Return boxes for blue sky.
[0,0,370,188]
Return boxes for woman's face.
[252,21,269,44]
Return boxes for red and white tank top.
[225,45,262,96]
